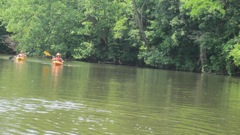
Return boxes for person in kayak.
[17,51,27,58]
[52,53,64,62]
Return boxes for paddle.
[43,51,52,57]
[43,51,55,60]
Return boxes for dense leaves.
[0,0,239,75]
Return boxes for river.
[0,55,240,134]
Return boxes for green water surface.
[0,56,240,134]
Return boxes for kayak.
[52,61,63,66]
[15,56,26,61]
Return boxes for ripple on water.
[0,98,87,113]
[0,98,114,134]
[156,105,226,135]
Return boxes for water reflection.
[52,65,63,76]
[51,65,63,90]
[14,59,25,71]
[1,57,240,134]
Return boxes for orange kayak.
[52,61,63,66]
[15,56,26,61]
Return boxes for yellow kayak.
[52,61,63,66]
[15,56,26,61]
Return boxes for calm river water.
[0,55,240,134]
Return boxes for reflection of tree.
[136,68,169,105]
[40,65,51,85]
[194,74,227,108]
[222,77,240,110]
[85,66,110,100]
[85,65,138,102]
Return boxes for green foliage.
[138,48,174,68]
[180,0,225,18]
[230,44,240,65]
[229,35,240,67]
[72,42,95,60]
[113,18,127,39]
[0,0,240,75]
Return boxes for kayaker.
[52,53,64,62]
[17,51,27,58]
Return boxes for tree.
[1,0,240,75]
[180,0,240,74]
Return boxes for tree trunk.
[200,46,207,73]
[132,0,149,47]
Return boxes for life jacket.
[56,57,62,62]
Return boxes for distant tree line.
[0,0,239,75]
